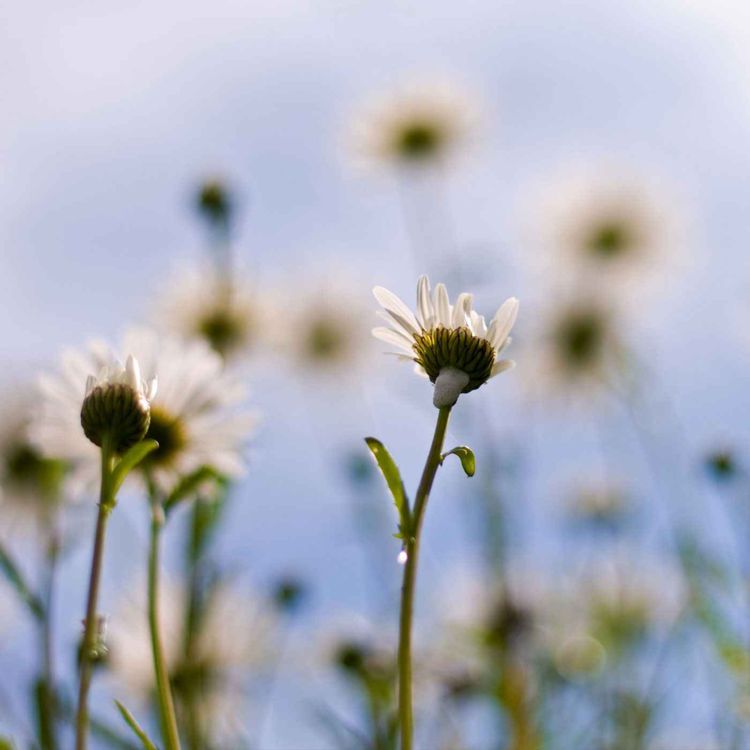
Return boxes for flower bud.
[80,355,156,454]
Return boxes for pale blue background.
[2,0,750,746]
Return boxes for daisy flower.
[0,380,67,536]
[372,275,518,407]
[528,294,624,401]
[529,165,682,293]
[277,273,371,377]
[155,264,263,362]
[347,79,480,170]
[109,578,275,745]
[31,328,257,497]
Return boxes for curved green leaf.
[110,440,160,496]
[114,702,158,750]
[364,437,410,530]
[165,465,220,514]
[441,446,476,477]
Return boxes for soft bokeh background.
[4,1,750,747]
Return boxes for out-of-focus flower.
[32,328,257,497]
[196,178,234,227]
[704,447,739,483]
[109,578,275,745]
[528,295,623,401]
[80,354,156,453]
[347,80,480,170]
[564,475,633,531]
[580,553,686,657]
[155,265,264,362]
[277,273,371,377]
[528,166,682,294]
[373,275,518,407]
[0,381,66,535]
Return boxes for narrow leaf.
[165,465,220,514]
[0,544,44,620]
[364,437,410,528]
[441,446,476,477]
[114,702,158,750]
[110,440,159,496]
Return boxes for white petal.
[487,298,519,350]
[434,284,451,327]
[375,309,418,338]
[126,355,141,393]
[373,286,420,332]
[372,327,415,354]
[146,376,158,402]
[490,359,515,377]
[451,293,472,328]
[416,275,434,329]
[85,375,96,397]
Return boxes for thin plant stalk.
[148,495,182,750]
[397,405,452,750]
[75,434,115,750]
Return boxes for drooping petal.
[490,359,515,378]
[372,326,415,354]
[373,286,420,332]
[487,298,519,350]
[416,275,434,329]
[375,309,419,338]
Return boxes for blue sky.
[3,0,750,745]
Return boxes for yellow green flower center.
[3,442,65,502]
[143,407,187,468]
[305,317,349,363]
[412,326,495,392]
[197,307,249,358]
[554,312,606,370]
[587,221,632,259]
[397,122,441,160]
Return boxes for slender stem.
[398,406,452,750]
[75,436,115,750]
[37,523,60,750]
[148,497,182,750]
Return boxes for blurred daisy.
[529,166,682,293]
[0,381,66,536]
[155,264,263,362]
[529,295,624,401]
[348,79,480,170]
[277,273,371,377]
[110,578,275,746]
[580,553,687,657]
[563,475,633,531]
[31,328,257,497]
[373,275,518,407]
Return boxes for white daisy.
[277,273,371,377]
[155,264,263,362]
[372,275,518,407]
[0,380,67,535]
[109,577,275,745]
[528,165,682,293]
[347,79,480,170]
[527,294,624,401]
[31,328,257,497]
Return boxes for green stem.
[37,525,61,750]
[75,435,115,750]
[398,406,452,750]
[148,497,182,750]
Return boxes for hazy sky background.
[3,0,750,745]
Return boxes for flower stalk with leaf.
[75,356,159,750]
[367,276,518,750]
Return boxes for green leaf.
[114,702,158,750]
[110,440,160,496]
[165,465,220,515]
[0,544,44,620]
[441,446,476,477]
[364,437,410,530]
